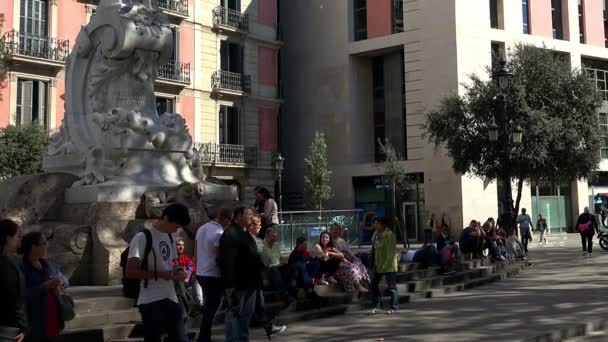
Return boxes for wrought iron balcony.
[211,70,251,94]
[0,30,69,65]
[193,143,257,166]
[585,67,608,101]
[157,61,191,84]
[212,6,249,32]
[156,0,189,16]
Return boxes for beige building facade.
[280,0,608,239]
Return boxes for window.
[156,97,175,115]
[16,79,48,127]
[20,0,49,55]
[372,57,385,162]
[491,42,505,71]
[392,0,403,34]
[601,113,608,159]
[522,0,530,34]
[490,0,498,29]
[170,27,179,63]
[552,0,563,39]
[221,0,240,11]
[579,0,585,43]
[604,0,608,47]
[354,0,367,41]
[219,106,240,145]
[220,41,243,73]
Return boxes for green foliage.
[304,131,333,210]
[379,139,410,199]
[0,14,9,101]
[425,45,602,204]
[0,125,49,178]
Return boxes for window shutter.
[21,81,33,126]
[220,41,228,71]
[37,81,47,128]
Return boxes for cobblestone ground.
[245,234,608,342]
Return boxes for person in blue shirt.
[516,208,534,254]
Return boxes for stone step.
[75,297,135,315]
[65,308,140,330]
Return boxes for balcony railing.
[585,67,608,101]
[156,0,189,16]
[193,143,257,166]
[158,61,191,84]
[213,6,249,32]
[0,30,69,64]
[211,70,251,94]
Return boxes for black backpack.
[120,229,155,299]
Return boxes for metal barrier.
[276,209,364,252]
[1,30,69,63]
[158,61,191,84]
[213,6,249,32]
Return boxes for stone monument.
[0,0,238,285]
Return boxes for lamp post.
[274,153,285,222]
[488,60,522,232]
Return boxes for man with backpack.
[126,203,191,342]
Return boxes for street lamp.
[489,59,521,233]
[274,153,285,222]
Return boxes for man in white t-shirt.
[195,208,231,342]
[126,203,191,342]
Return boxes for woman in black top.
[576,207,598,256]
[0,219,26,342]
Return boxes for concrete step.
[65,308,140,330]
[75,297,135,315]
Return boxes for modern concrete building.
[280,0,608,240]
[0,0,282,203]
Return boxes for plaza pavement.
[244,234,608,342]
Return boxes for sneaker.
[583,251,588,257]
[386,309,400,314]
[368,308,382,315]
[265,324,287,340]
[317,279,329,285]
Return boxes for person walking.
[576,207,598,257]
[516,208,534,254]
[126,203,191,342]
[219,207,285,342]
[368,217,399,315]
[19,231,70,342]
[195,208,231,342]
[536,214,548,245]
[0,220,26,342]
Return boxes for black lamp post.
[488,60,522,231]
[274,153,285,222]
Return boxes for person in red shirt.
[174,240,203,306]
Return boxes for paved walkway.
[245,234,608,342]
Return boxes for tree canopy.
[425,44,602,211]
[0,125,49,179]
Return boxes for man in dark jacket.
[577,207,598,256]
[219,207,285,341]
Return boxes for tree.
[378,139,410,247]
[304,131,333,217]
[425,44,602,216]
[0,125,49,179]
[0,13,9,101]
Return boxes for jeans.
[224,289,256,342]
[581,232,594,253]
[138,298,188,342]
[370,272,398,310]
[267,267,287,292]
[539,230,547,244]
[254,289,272,330]
[290,261,320,289]
[521,228,531,253]
[197,276,223,342]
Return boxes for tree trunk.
[514,177,524,214]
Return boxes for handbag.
[56,288,76,322]
[578,221,592,233]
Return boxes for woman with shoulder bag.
[0,220,27,342]
[576,207,598,257]
[19,232,70,342]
